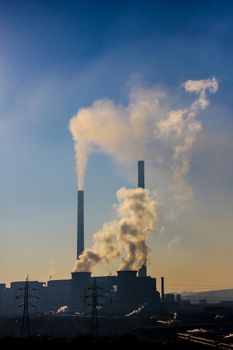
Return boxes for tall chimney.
[161,276,165,303]
[77,190,84,258]
[138,160,145,189]
[137,160,147,277]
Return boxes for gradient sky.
[0,0,233,292]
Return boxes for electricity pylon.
[16,275,39,337]
[86,278,104,336]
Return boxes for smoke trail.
[70,78,218,271]
[157,77,218,204]
[57,305,67,314]
[187,328,208,334]
[68,90,160,189]
[69,132,91,190]
[125,303,146,317]
[224,333,233,339]
[73,187,157,272]
[74,221,119,272]
[48,257,56,280]
[69,78,218,202]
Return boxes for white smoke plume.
[48,257,56,280]
[157,320,172,325]
[70,77,218,271]
[68,89,162,190]
[74,221,119,272]
[57,305,67,314]
[187,328,208,334]
[157,77,218,204]
[69,78,218,206]
[167,236,183,250]
[125,303,146,317]
[73,187,157,272]
[224,333,233,339]
[157,313,179,325]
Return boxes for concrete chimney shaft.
[161,276,165,302]
[138,160,145,189]
[77,190,84,259]
[137,160,147,277]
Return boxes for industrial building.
[0,161,164,317]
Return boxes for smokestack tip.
[138,160,145,189]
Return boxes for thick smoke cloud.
[69,78,218,206]
[74,221,119,272]
[69,89,161,189]
[70,78,218,271]
[74,187,157,272]
[117,187,157,270]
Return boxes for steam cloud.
[69,77,218,271]
[69,78,218,197]
[48,257,56,280]
[125,303,146,317]
[74,187,157,272]
[74,220,119,272]
[118,187,157,270]
[157,77,218,203]
[57,305,67,314]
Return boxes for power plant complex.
[1,159,233,346]
[0,161,174,317]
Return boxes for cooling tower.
[138,160,147,277]
[77,190,84,259]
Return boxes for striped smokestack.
[137,160,147,277]
[77,190,84,259]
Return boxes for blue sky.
[0,0,233,291]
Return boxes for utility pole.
[86,278,104,336]
[16,275,38,338]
